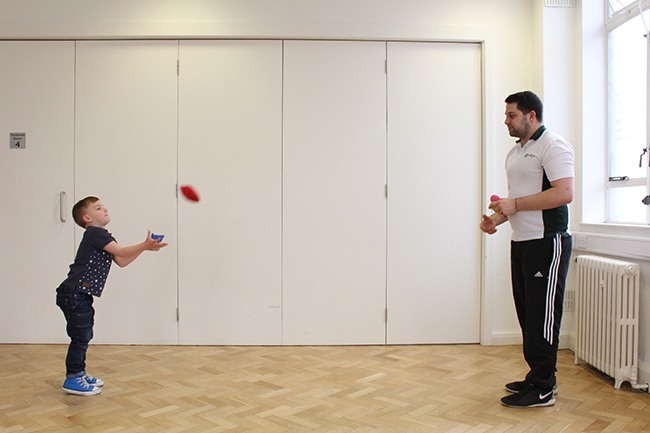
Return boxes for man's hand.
[480,214,498,234]
[489,198,518,217]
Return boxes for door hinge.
[385,184,388,198]
[177,59,180,76]
[384,307,388,323]
[384,59,388,74]
[176,307,180,322]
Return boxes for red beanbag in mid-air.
[180,185,200,202]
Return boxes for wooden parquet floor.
[1,344,649,432]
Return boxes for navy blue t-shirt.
[61,226,116,297]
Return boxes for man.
[480,91,574,408]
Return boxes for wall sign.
[10,132,26,149]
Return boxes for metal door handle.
[60,191,67,223]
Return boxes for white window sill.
[573,224,650,261]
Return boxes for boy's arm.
[104,230,168,268]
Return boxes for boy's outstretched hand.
[145,230,168,251]
[106,230,168,267]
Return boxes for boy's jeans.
[56,286,95,376]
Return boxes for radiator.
[574,255,648,390]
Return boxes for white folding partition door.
[0,39,483,346]
[283,41,388,345]
[386,42,482,344]
[75,41,179,344]
[0,42,75,343]
[177,41,283,345]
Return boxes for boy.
[56,196,168,396]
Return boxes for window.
[608,0,643,16]
[606,0,649,224]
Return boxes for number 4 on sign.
[10,133,26,149]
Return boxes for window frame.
[605,0,650,225]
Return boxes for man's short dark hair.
[505,91,543,122]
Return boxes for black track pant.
[510,234,572,391]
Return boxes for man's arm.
[491,177,574,217]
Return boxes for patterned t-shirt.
[61,226,115,297]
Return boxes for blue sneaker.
[62,375,101,396]
[82,373,104,387]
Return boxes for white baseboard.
[487,330,574,350]
[559,331,574,350]
[488,330,521,346]
[638,360,650,393]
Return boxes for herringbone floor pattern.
[1,344,649,432]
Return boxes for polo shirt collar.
[530,125,546,140]
[516,125,546,146]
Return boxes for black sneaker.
[501,385,555,408]
[505,380,558,395]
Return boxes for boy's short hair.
[72,196,100,228]
[505,91,544,122]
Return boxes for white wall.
[538,1,580,348]
[6,0,646,380]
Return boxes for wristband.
[515,198,519,212]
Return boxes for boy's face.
[83,200,111,228]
